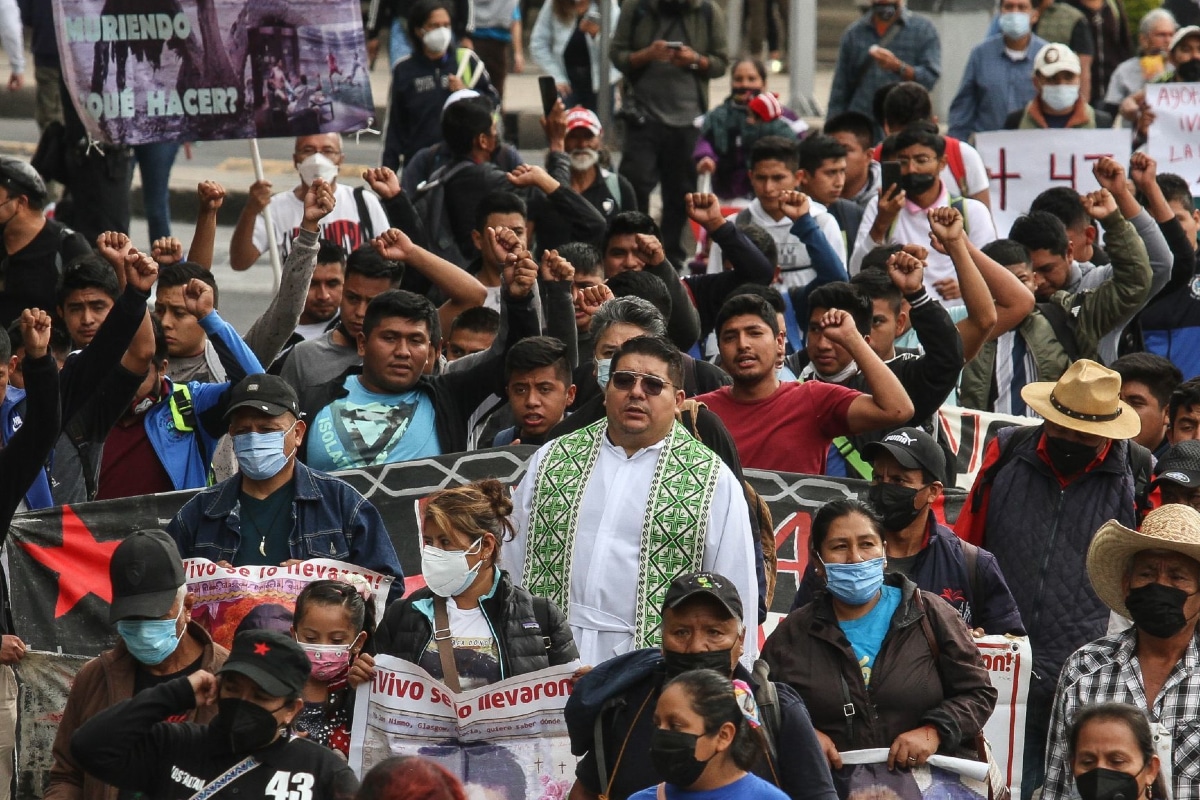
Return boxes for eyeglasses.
[296,148,342,158]
[610,370,673,396]
[895,155,937,167]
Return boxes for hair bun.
[477,479,513,518]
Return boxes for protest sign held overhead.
[1146,82,1200,195]
[53,0,376,145]
[974,130,1130,234]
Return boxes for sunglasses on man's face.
[609,370,673,397]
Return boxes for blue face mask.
[233,423,297,480]
[596,358,613,390]
[821,556,886,605]
[116,607,183,666]
[997,11,1031,38]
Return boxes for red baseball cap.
[565,106,602,136]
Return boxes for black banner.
[7,447,965,657]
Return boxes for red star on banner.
[20,505,121,618]
[254,643,270,656]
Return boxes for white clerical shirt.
[509,431,759,669]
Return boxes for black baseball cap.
[109,530,186,624]
[862,427,946,480]
[663,572,743,620]
[218,630,310,697]
[225,374,300,419]
[0,156,47,204]
[1151,440,1200,490]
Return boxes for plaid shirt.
[1044,628,1200,800]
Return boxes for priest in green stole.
[509,335,758,668]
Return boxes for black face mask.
[650,729,710,787]
[899,172,937,197]
[872,2,898,21]
[662,648,734,679]
[210,698,284,753]
[1126,582,1193,639]
[659,0,689,14]
[1075,767,1144,800]
[1044,435,1100,475]
[868,482,926,532]
[1177,60,1200,83]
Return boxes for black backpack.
[412,161,473,268]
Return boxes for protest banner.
[974,130,1131,234]
[1146,82,1200,195]
[183,558,394,648]
[938,405,1038,489]
[52,0,376,145]
[15,651,90,798]
[978,635,1033,798]
[9,448,970,656]
[834,750,990,800]
[350,657,577,800]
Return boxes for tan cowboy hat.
[1020,359,1141,439]
[1087,505,1200,618]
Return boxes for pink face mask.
[299,642,353,682]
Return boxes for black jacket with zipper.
[375,570,578,679]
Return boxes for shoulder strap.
[353,186,375,240]
[833,436,873,480]
[531,596,553,651]
[603,171,623,210]
[958,538,982,612]
[914,590,941,665]
[677,397,705,439]
[969,425,1039,513]
[751,661,781,767]
[170,385,198,433]
[187,756,260,800]
[1127,440,1154,520]
[433,596,463,693]
[944,137,968,196]
[950,195,970,235]
[1036,301,1082,362]
[63,411,98,501]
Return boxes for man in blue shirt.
[948,0,1048,140]
[827,0,941,123]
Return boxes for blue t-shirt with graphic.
[308,376,442,470]
[838,585,901,686]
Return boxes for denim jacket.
[166,461,405,603]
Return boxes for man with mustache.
[509,335,757,668]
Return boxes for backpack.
[1035,300,1083,363]
[412,161,473,268]
[602,170,623,212]
[968,424,1153,520]
[678,398,778,608]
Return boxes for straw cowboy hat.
[1087,504,1200,618]
[1020,359,1141,439]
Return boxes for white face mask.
[423,26,453,54]
[570,148,600,172]
[421,540,484,597]
[1040,83,1079,112]
[297,153,339,186]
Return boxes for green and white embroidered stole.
[523,419,723,647]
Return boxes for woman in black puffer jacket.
[374,479,579,688]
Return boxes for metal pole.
[249,139,283,293]
[787,0,821,116]
[598,0,614,135]
[727,0,743,58]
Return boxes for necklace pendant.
[259,539,267,557]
